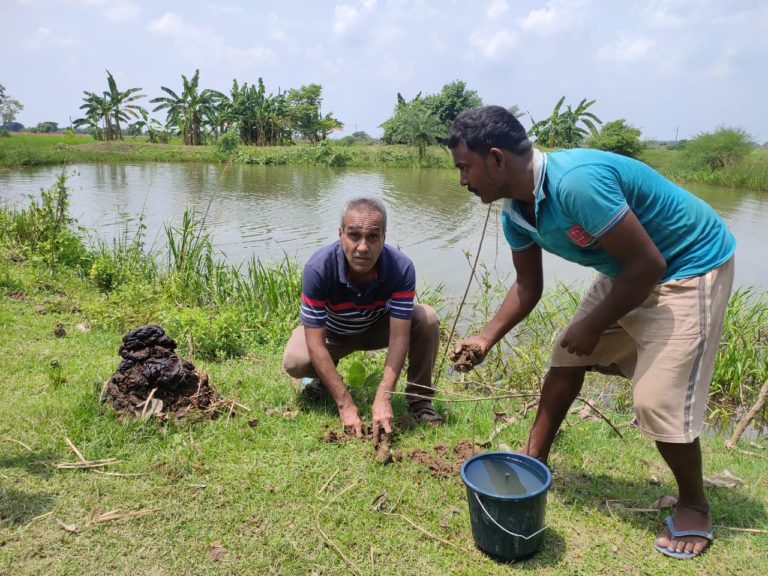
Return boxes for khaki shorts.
[551,257,734,443]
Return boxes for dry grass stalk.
[56,458,120,469]
[24,510,53,528]
[389,512,476,554]
[1,436,33,451]
[139,387,158,419]
[314,521,361,576]
[92,470,147,477]
[88,508,160,524]
[317,467,340,496]
[717,526,768,534]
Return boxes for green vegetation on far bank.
[2,131,768,192]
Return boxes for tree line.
[69,70,343,146]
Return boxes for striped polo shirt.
[300,241,416,335]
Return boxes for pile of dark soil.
[103,325,219,420]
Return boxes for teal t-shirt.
[502,149,736,281]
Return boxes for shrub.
[587,119,643,158]
[162,306,246,360]
[0,173,90,269]
[216,130,241,161]
[683,126,754,170]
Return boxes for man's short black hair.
[447,105,532,157]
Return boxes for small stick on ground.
[65,437,87,463]
[726,379,768,449]
[576,396,624,440]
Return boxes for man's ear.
[489,147,505,167]
[338,226,343,239]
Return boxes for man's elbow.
[648,254,667,283]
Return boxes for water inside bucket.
[468,458,544,497]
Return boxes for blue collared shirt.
[502,149,735,281]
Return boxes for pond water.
[1,162,766,299]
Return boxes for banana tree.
[104,70,147,140]
[73,91,113,140]
[530,96,602,148]
[151,70,225,145]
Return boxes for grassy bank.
[0,133,452,169]
[640,147,768,192]
[0,175,766,575]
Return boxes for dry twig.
[575,396,624,440]
[65,437,87,463]
[726,379,768,449]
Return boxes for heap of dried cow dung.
[104,325,219,420]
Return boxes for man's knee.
[413,304,439,336]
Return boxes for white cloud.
[334,4,362,35]
[518,0,587,37]
[487,0,508,19]
[472,28,517,59]
[598,32,654,62]
[333,1,377,36]
[148,12,276,67]
[23,27,79,49]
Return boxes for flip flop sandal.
[408,400,443,426]
[653,516,713,559]
[298,377,327,402]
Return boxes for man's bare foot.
[655,502,713,558]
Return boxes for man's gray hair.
[340,197,388,232]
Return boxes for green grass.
[0,132,454,169]
[1,180,767,575]
[0,260,766,575]
[640,147,768,191]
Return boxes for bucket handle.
[474,493,548,541]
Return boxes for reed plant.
[710,287,768,425]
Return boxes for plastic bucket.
[460,451,552,561]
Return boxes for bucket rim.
[460,451,552,501]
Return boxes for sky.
[2,0,767,143]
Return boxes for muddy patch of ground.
[408,439,477,478]
[103,325,219,420]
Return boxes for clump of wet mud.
[450,343,484,372]
[103,325,219,420]
[408,439,476,478]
